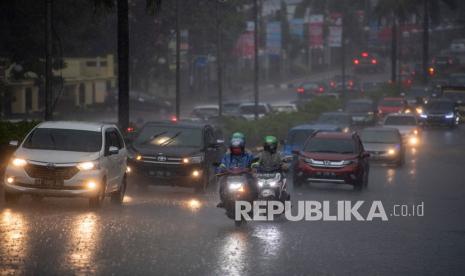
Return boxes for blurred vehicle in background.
[191,105,219,120]
[430,55,460,77]
[282,124,342,158]
[271,103,298,113]
[352,51,385,73]
[328,75,361,93]
[448,73,465,87]
[419,98,459,128]
[404,86,432,107]
[223,102,241,116]
[296,81,327,99]
[382,114,420,146]
[128,121,225,193]
[345,99,377,125]
[377,97,409,117]
[360,127,404,167]
[450,38,465,53]
[293,131,370,191]
[3,122,128,207]
[316,112,353,133]
[238,102,272,120]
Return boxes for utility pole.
[390,13,397,84]
[117,0,130,132]
[422,0,429,85]
[175,0,181,120]
[216,0,223,117]
[45,0,53,120]
[253,0,259,121]
[341,10,346,103]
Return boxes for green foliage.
[0,120,39,146]
[222,97,342,147]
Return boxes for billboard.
[266,22,282,56]
[328,13,343,47]
[308,15,324,49]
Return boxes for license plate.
[316,172,336,177]
[35,178,63,187]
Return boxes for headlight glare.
[77,161,96,171]
[12,158,27,167]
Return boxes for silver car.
[360,127,405,167]
[3,121,128,207]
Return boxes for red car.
[353,52,385,73]
[293,132,370,191]
[378,97,408,117]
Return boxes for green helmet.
[263,135,278,153]
[230,132,246,155]
[231,132,245,140]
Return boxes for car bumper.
[295,161,361,185]
[421,116,457,126]
[3,165,104,197]
[367,152,400,163]
[130,160,204,186]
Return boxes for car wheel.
[111,175,127,205]
[4,191,20,204]
[354,173,365,191]
[89,179,105,208]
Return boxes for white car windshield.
[23,128,102,152]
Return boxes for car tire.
[4,191,20,204]
[354,172,366,191]
[111,175,127,205]
[89,178,105,208]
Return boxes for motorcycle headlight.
[268,180,278,187]
[387,148,396,155]
[413,129,418,135]
[228,182,244,191]
[11,158,27,167]
[342,127,350,133]
[183,154,204,164]
[77,161,98,171]
[416,107,423,114]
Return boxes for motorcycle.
[255,164,289,202]
[217,168,256,226]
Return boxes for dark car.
[293,132,370,191]
[419,99,459,128]
[128,121,225,192]
[283,124,342,157]
[316,112,353,133]
[296,81,327,99]
[352,51,385,73]
[345,99,377,125]
[328,75,360,93]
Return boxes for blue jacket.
[217,152,255,173]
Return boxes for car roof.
[384,113,417,118]
[143,120,209,129]
[36,121,110,132]
[290,124,340,131]
[362,127,400,133]
[193,104,219,109]
[239,102,268,106]
[313,132,353,139]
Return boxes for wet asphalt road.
[1,125,465,275]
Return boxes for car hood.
[131,144,202,157]
[363,143,399,152]
[14,148,100,164]
[383,125,416,135]
[300,152,358,161]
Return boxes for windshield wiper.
[159,131,182,146]
[139,131,167,145]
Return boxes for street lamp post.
[216,0,225,117]
[253,0,259,121]
[175,0,181,120]
[45,0,53,120]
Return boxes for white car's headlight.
[257,179,266,187]
[268,180,278,187]
[77,161,97,171]
[182,154,204,164]
[11,158,27,167]
[445,112,454,119]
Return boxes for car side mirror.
[9,140,19,147]
[109,146,119,155]
[362,152,370,158]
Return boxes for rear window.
[287,129,314,146]
[23,128,102,152]
[304,137,355,154]
[384,116,416,126]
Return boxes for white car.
[382,114,421,146]
[238,102,271,120]
[3,121,128,207]
[450,39,465,53]
[271,103,298,113]
[191,104,219,119]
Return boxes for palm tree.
[94,0,162,131]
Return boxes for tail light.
[428,67,435,76]
[361,52,368,57]
[171,115,178,122]
[126,127,135,133]
[371,59,377,64]
[297,87,304,94]
[330,81,336,87]
[348,80,354,87]
[318,87,324,93]
[353,59,359,65]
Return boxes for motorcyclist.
[216,132,255,208]
[252,135,290,201]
